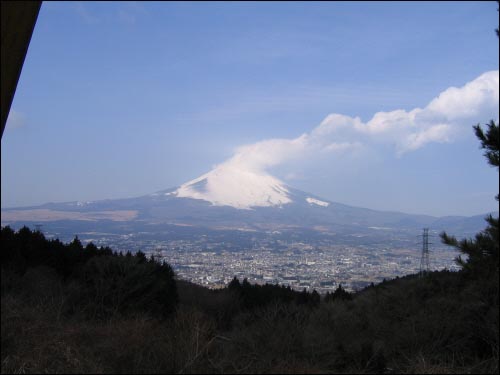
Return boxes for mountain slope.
[1,166,495,236]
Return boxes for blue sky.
[1,1,499,216]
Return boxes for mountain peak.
[174,164,292,209]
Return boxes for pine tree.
[332,284,352,301]
[441,121,499,276]
[228,276,241,290]
[311,289,321,306]
[296,288,310,305]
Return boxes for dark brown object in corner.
[1,1,42,138]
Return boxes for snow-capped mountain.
[172,164,331,210]
[1,166,494,237]
[174,164,292,209]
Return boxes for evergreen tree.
[311,289,321,306]
[326,284,352,302]
[296,288,310,305]
[241,277,251,289]
[135,250,147,262]
[228,276,241,290]
[441,120,499,276]
[474,120,499,175]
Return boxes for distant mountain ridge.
[1,165,496,237]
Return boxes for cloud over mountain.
[219,70,499,173]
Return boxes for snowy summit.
[174,164,292,209]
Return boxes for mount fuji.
[174,164,293,209]
[1,165,493,238]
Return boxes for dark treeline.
[1,226,178,319]
[0,225,339,321]
[227,276,323,309]
[2,224,498,373]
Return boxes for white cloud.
[399,124,453,154]
[323,141,363,154]
[217,70,499,174]
[426,71,499,120]
[224,134,309,172]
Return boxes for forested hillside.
[1,224,498,374]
